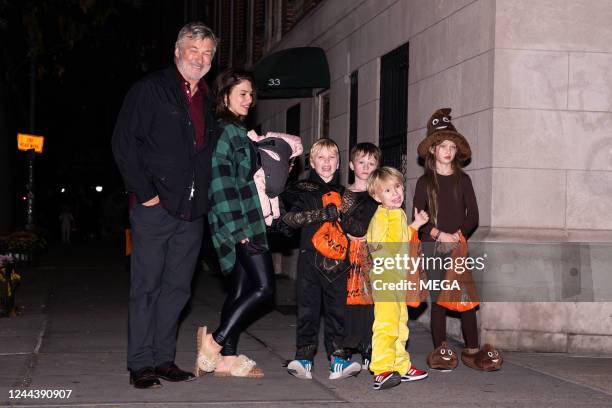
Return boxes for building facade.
[210,0,612,354]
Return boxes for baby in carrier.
[247,130,303,225]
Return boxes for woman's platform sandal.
[195,326,222,377]
[214,355,264,378]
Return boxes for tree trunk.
[0,76,15,234]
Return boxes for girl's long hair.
[424,141,465,226]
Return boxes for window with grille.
[318,90,330,139]
[286,103,301,135]
[252,0,266,63]
[348,70,358,184]
[379,43,408,175]
[232,0,249,67]
[286,104,302,178]
[282,0,324,35]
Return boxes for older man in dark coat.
[112,22,218,389]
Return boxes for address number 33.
[267,78,281,86]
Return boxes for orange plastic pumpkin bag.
[436,233,480,312]
[405,232,428,308]
[311,191,348,261]
[346,240,373,305]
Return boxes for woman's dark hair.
[213,68,257,124]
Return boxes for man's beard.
[177,60,208,82]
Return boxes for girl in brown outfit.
[413,108,503,372]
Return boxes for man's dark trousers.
[127,203,203,371]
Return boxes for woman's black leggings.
[212,242,275,356]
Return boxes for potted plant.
[6,230,47,265]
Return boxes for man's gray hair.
[175,22,217,51]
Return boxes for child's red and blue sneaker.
[372,371,401,390]
[400,365,428,382]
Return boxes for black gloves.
[269,217,294,237]
[323,203,340,222]
[282,203,340,228]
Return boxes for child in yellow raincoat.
[366,167,429,390]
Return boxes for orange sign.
[17,133,44,153]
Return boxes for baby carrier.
[247,130,303,225]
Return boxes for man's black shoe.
[130,367,162,389]
[155,362,196,382]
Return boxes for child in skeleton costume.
[246,130,303,226]
[413,108,503,372]
[366,167,430,390]
[339,143,381,371]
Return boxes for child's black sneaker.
[358,344,372,371]
[362,356,370,371]
[372,371,401,390]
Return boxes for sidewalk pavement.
[1,240,612,407]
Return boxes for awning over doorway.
[254,47,330,99]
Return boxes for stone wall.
[478,0,612,353]
[253,0,612,353]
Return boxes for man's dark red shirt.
[177,69,208,151]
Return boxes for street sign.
[17,133,44,153]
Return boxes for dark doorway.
[379,43,408,172]
[286,103,300,135]
[286,103,302,181]
[348,70,358,184]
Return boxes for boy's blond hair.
[309,138,340,164]
[367,166,404,197]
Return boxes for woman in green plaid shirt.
[195,69,274,378]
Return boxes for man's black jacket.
[112,66,219,220]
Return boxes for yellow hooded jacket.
[366,205,419,376]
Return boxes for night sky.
[1,0,200,237]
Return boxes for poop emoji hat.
[417,108,471,161]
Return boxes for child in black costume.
[341,143,381,371]
[281,138,362,380]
